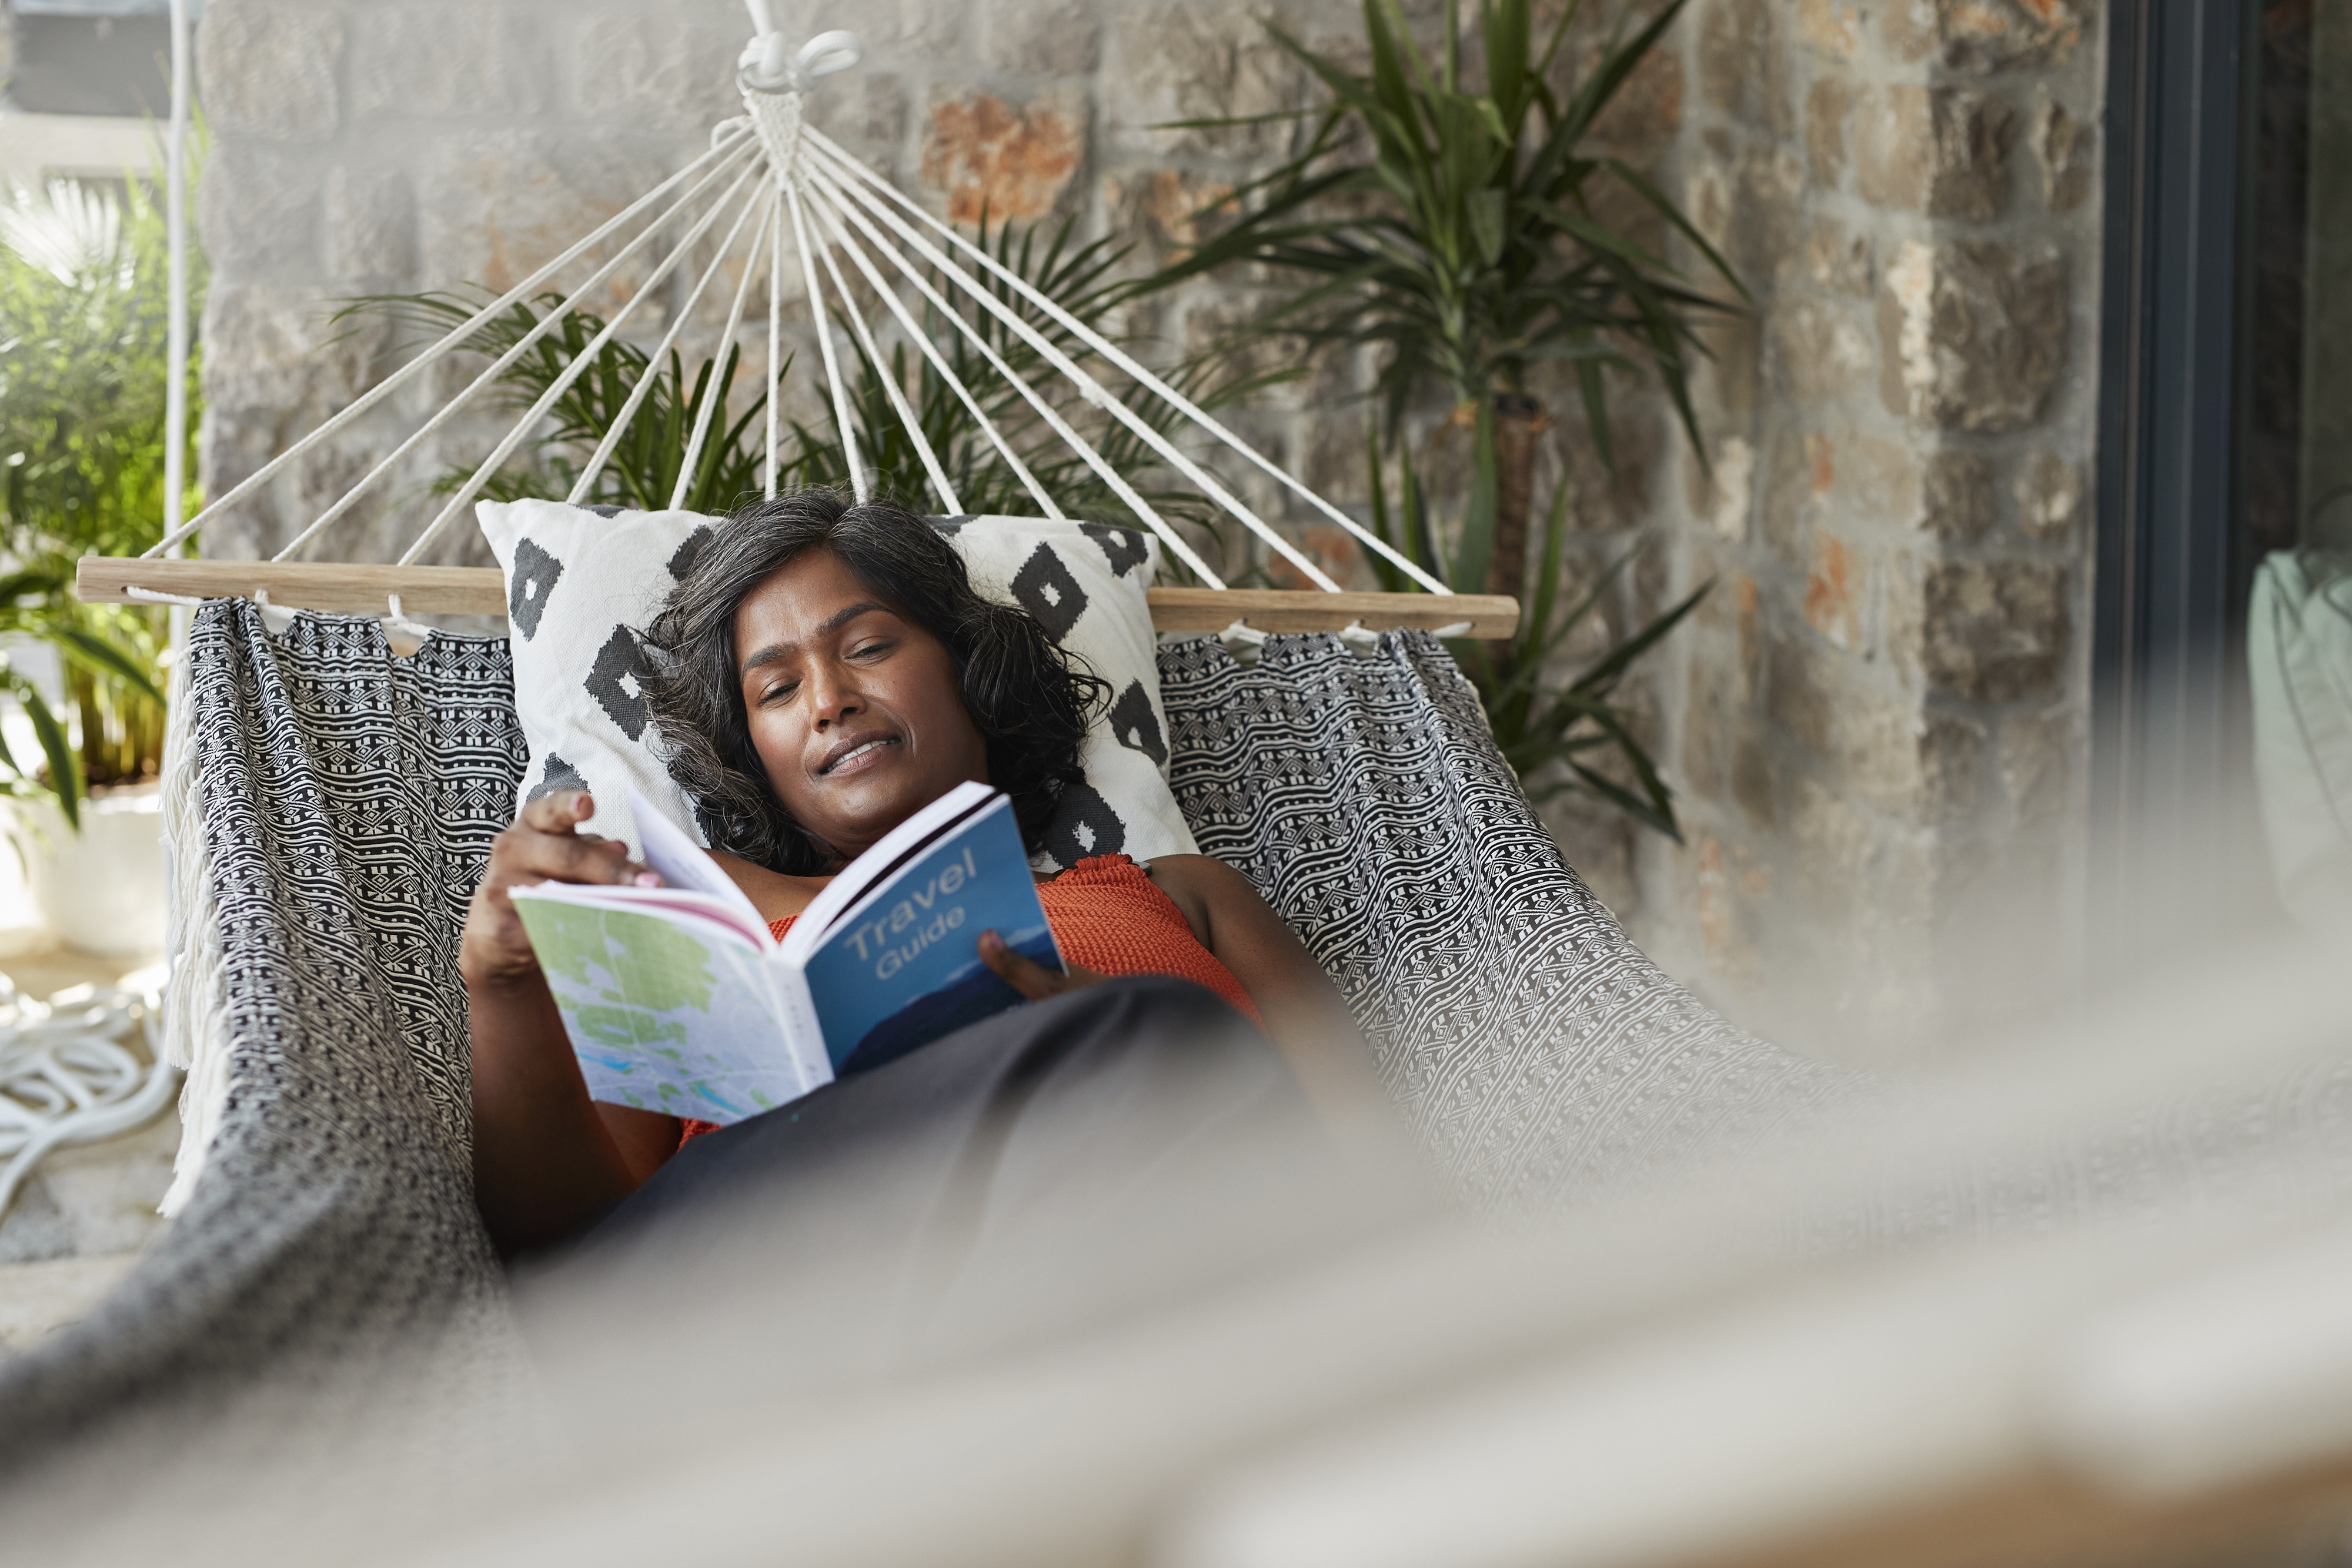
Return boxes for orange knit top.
[676,855,1257,1148]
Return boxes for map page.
[509,888,827,1123]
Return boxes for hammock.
[8,4,1846,1471]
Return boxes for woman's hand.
[460,791,658,992]
[978,928,1106,1000]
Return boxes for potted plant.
[0,171,199,952]
[1131,0,1742,837]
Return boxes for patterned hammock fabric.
[0,606,1842,1463]
[1160,633,1852,1211]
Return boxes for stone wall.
[1645,0,2102,1059]
[189,0,2109,1060]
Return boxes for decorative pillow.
[475,499,1200,872]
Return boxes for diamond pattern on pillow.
[1010,541,1088,643]
[1080,522,1150,579]
[1108,680,1167,765]
[586,625,652,740]
[508,538,563,640]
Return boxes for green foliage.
[1132,0,1740,838]
[0,168,201,825]
[341,290,790,516]
[369,217,1274,579]
[1149,0,1740,455]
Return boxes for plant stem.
[1488,390,1546,604]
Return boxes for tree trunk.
[1486,391,1547,650]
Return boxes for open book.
[509,781,1063,1125]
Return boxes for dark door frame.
[2091,0,2271,960]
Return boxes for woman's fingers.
[977,931,1104,999]
[462,794,658,991]
[497,792,656,889]
[519,788,594,834]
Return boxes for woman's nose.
[807,665,862,727]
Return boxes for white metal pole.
[164,0,191,557]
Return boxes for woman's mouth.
[820,735,900,777]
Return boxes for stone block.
[1588,42,1685,149]
[1999,706,2070,826]
[1802,217,1872,296]
[571,12,742,136]
[353,6,548,119]
[1921,561,2069,703]
[2034,97,2096,215]
[1102,168,1237,263]
[199,1,343,143]
[1822,430,1926,532]
[981,0,1104,76]
[1105,1,1304,159]
[1920,710,1989,825]
[1772,296,1875,404]
[1796,0,1866,58]
[1854,85,2014,222]
[1806,78,1853,189]
[1696,0,1791,136]
[323,165,416,286]
[1746,145,1805,245]
[1887,0,2090,75]
[1922,448,1994,541]
[1693,834,1768,985]
[1878,239,2069,433]
[196,147,320,278]
[1698,434,1755,541]
[1803,527,1863,649]
[1766,627,1833,751]
[419,131,665,301]
[2015,450,2083,538]
[920,88,1088,225]
[1755,429,1810,566]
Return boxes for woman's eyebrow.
[739,601,890,675]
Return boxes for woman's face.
[733,548,988,865]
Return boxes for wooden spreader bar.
[76,558,1521,638]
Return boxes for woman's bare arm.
[462,791,681,1255]
[1146,855,1386,1121]
[977,853,1385,1124]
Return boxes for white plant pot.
[13,783,167,957]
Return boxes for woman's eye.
[850,640,896,661]
[760,681,799,705]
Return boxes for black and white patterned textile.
[1158,630,1855,1212]
[0,610,1832,1463]
[0,602,534,1470]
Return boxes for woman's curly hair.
[640,490,1109,874]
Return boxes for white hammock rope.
[798,142,1315,589]
[807,189,1063,520]
[785,180,867,506]
[799,126,1454,596]
[270,137,770,565]
[765,201,784,500]
[141,125,757,562]
[798,154,1211,574]
[399,156,772,566]
[562,181,777,509]
[150,11,1459,608]
[803,185,961,513]
[673,186,781,510]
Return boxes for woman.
[463,492,1375,1257]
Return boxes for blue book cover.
[790,794,1062,1073]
